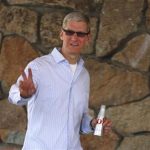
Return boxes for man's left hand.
[102,118,112,135]
[91,118,112,135]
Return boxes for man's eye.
[66,31,74,35]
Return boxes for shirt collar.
[51,47,84,66]
[51,47,66,63]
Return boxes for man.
[8,11,111,150]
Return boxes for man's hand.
[91,118,112,135]
[102,118,112,135]
[19,68,36,98]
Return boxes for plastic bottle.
[94,105,106,136]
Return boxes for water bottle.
[94,105,106,136]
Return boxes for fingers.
[103,119,112,126]
[28,68,33,80]
[21,70,27,80]
[103,118,112,135]
[92,118,112,128]
[21,67,33,81]
[19,80,36,98]
[19,79,36,92]
[103,118,111,125]
[19,69,36,98]
[91,118,98,128]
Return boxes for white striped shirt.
[8,48,93,150]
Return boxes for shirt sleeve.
[80,70,94,134]
[8,61,39,106]
[80,112,93,134]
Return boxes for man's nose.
[71,33,78,40]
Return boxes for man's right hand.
[19,68,36,98]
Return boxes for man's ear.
[87,33,91,42]
[86,33,91,44]
[60,30,63,40]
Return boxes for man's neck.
[60,49,79,64]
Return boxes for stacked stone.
[0,0,150,150]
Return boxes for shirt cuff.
[80,114,94,134]
[8,84,31,105]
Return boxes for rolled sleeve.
[80,113,94,134]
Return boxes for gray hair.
[62,11,90,32]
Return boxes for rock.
[7,0,103,12]
[0,130,25,145]
[0,82,4,100]
[85,58,150,108]
[96,0,144,57]
[80,131,119,150]
[40,11,67,53]
[0,35,39,93]
[0,4,38,43]
[146,0,150,30]
[0,143,22,150]
[0,81,8,98]
[0,32,2,45]
[112,34,150,72]
[7,0,76,7]
[146,10,150,31]
[106,97,150,135]
[82,16,97,54]
[117,135,150,150]
[0,99,26,132]
[0,33,2,99]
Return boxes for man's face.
[60,21,90,55]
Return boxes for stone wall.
[0,0,150,150]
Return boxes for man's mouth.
[70,43,79,47]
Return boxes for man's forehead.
[66,21,88,29]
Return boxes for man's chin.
[69,48,82,54]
